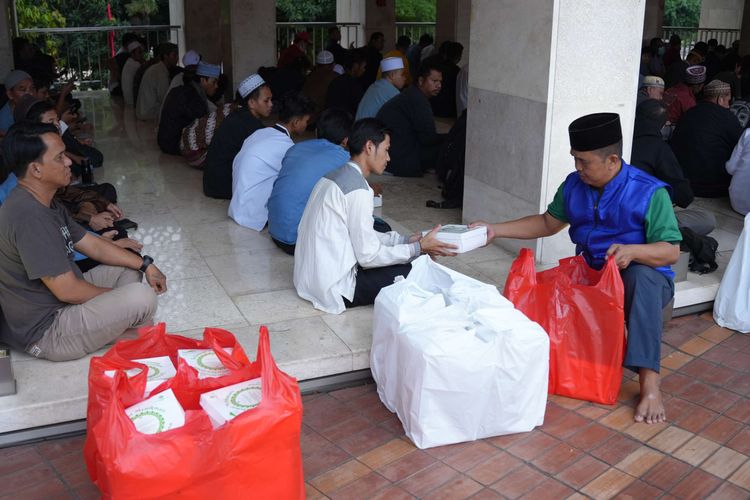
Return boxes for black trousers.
[344,263,412,308]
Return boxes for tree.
[276,0,335,22]
[396,0,436,22]
[663,0,701,27]
[15,0,66,29]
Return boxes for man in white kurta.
[294,118,456,314]
[136,43,179,121]
[228,125,294,231]
[121,42,143,107]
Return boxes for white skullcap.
[182,50,201,66]
[380,57,404,73]
[238,73,266,98]
[127,41,142,53]
[333,64,344,75]
[316,50,334,65]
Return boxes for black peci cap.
[568,113,622,152]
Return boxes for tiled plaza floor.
[3,312,750,499]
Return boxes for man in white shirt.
[136,43,179,121]
[294,118,457,314]
[228,92,314,231]
[121,41,144,107]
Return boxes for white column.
[168,0,186,60]
[464,0,646,265]
[0,0,14,73]
[699,0,744,29]
[337,0,366,49]
[229,0,275,92]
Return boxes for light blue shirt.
[267,139,350,245]
[355,79,400,120]
[0,102,14,134]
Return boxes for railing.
[395,22,435,44]
[662,27,740,59]
[276,22,361,61]
[18,25,181,90]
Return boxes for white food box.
[373,195,383,208]
[421,224,487,253]
[105,356,176,396]
[177,348,234,379]
[199,378,263,428]
[125,388,185,435]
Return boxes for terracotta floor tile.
[722,334,750,351]
[549,395,586,410]
[706,482,750,500]
[301,425,332,457]
[616,479,663,499]
[319,415,374,442]
[664,317,711,346]
[615,446,665,477]
[669,468,722,499]
[617,380,641,403]
[673,405,719,434]
[422,476,483,500]
[726,399,750,423]
[466,451,523,486]
[358,439,415,469]
[0,446,44,478]
[567,423,615,450]
[541,410,591,439]
[305,483,327,500]
[519,477,574,499]
[328,384,376,402]
[662,351,694,370]
[576,404,611,420]
[7,477,71,499]
[555,455,610,489]
[648,426,694,454]
[701,389,742,414]
[337,425,395,456]
[699,365,739,387]
[489,463,547,499]
[378,415,406,436]
[700,416,744,445]
[680,357,717,378]
[728,459,750,490]
[623,421,669,442]
[485,432,530,450]
[303,444,352,480]
[310,459,371,494]
[506,431,560,461]
[642,456,693,490]
[590,433,641,465]
[580,467,635,499]
[661,372,694,395]
[724,351,750,372]
[328,471,391,500]
[471,488,504,499]
[703,344,740,365]
[531,442,583,475]
[398,463,459,498]
[376,450,437,482]
[698,312,715,322]
[673,435,722,466]
[2,463,64,494]
[599,406,636,431]
[679,381,714,405]
[700,325,735,344]
[700,447,748,479]
[424,440,478,460]
[35,435,86,460]
[728,428,750,455]
[728,373,750,396]
[442,441,499,473]
[72,482,101,500]
[305,401,360,432]
[369,485,415,500]
[49,454,90,488]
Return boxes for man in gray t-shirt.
[0,122,168,361]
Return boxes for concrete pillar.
[183,0,223,64]
[168,0,186,60]
[464,0,646,265]
[365,0,396,49]
[228,0,275,92]
[642,0,664,41]
[700,0,744,29]
[337,0,366,49]
[0,0,13,73]
[741,0,750,55]
[436,0,471,62]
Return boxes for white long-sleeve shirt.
[121,57,141,107]
[229,125,293,231]
[726,128,750,216]
[294,161,419,314]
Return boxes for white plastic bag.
[714,213,750,333]
[371,255,550,449]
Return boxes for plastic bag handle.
[202,328,251,370]
[256,326,283,399]
[599,255,626,298]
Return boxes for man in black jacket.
[376,59,445,177]
[631,99,715,236]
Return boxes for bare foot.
[634,368,666,424]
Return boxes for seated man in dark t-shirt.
[202,74,273,199]
[0,122,168,361]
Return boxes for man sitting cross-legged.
[0,122,167,361]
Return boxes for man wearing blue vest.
[472,113,681,425]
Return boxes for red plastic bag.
[84,324,304,499]
[504,248,625,404]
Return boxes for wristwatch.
[139,255,154,273]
